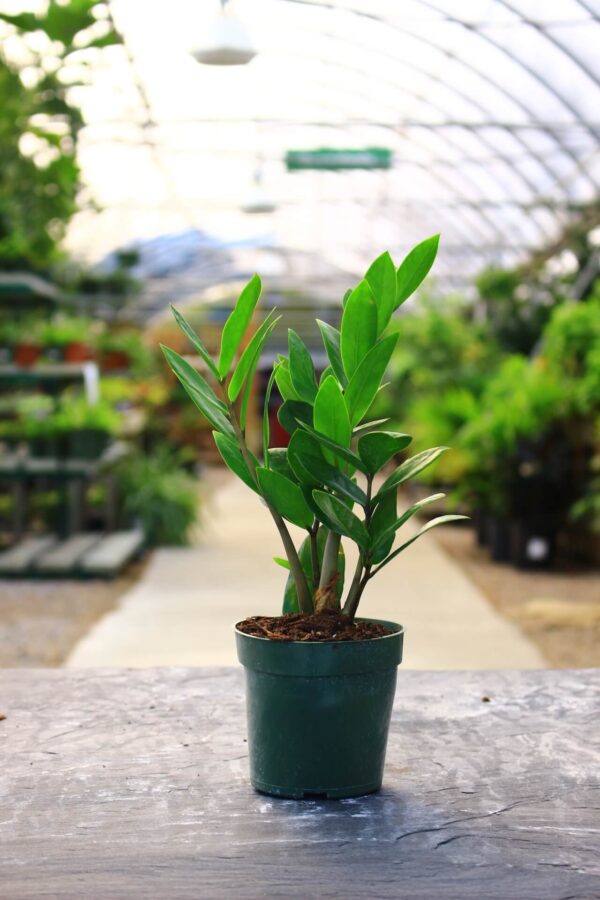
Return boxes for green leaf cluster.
[162,236,467,620]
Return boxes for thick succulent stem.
[309,523,320,590]
[314,530,341,612]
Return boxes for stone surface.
[1,667,598,899]
[67,472,545,668]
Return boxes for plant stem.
[227,399,313,614]
[342,474,373,620]
[309,523,320,589]
[318,530,341,591]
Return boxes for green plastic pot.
[235,619,403,800]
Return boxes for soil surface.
[435,528,600,668]
[0,565,142,667]
[237,610,395,642]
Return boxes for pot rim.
[234,617,404,646]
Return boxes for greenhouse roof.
[14,0,600,290]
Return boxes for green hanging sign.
[286,147,392,171]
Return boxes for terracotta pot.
[64,342,93,363]
[15,343,42,367]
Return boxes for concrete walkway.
[67,472,545,669]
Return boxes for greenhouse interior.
[1,2,599,896]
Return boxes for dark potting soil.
[236,610,394,642]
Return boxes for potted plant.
[162,236,466,800]
[13,318,43,367]
[99,329,149,372]
[53,396,120,459]
[41,316,96,362]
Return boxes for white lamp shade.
[193,16,257,66]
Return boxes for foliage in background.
[116,448,198,547]
[0,1,121,271]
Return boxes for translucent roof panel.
[6,0,598,290]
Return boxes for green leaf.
[213,432,258,493]
[274,358,300,401]
[366,251,397,335]
[376,447,449,500]
[257,467,314,529]
[171,305,221,381]
[371,493,446,556]
[288,431,368,506]
[396,235,439,308]
[273,557,290,570]
[228,310,280,401]
[312,491,370,549]
[314,375,351,466]
[317,320,347,386]
[353,418,391,434]
[218,274,262,378]
[358,430,413,474]
[267,448,296,480]
[278,400,313,438]
[288,329,318,402]
[340,280,378,379]
[319,365,334,385]
[374,515,469,574]
[239,318,280,430]
[263,364,279,463]
[345,333,398,427]
[298,422,369,474]
[161,345,233,437]
[369,492,397,564]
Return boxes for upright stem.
[309,523,320,589]
[227,400,313,614]
[318,530,341,591]
[342,474,373,619]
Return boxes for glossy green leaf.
[218,274,262,378]
[161,345,233,437]
[353,418,391,434]
[376,447,449,500]
[314,375,351,467]
[369,491,397,564]
[370,493,446,555]
[345,333,398,426]
[273,557,290,570]
[278,400,313,438]
[262,364,279,463]
[319,365,334,385]
[358,430,413,474]
[366,251,397,335]
[288,329,317,402]
[288,430,368,506]
[298,421,369,474]
[228,310,279,401]
[239,318,280,431]
[340,280,378,379]
[396,235,439,308]
[374,515,469,574]
[267,448,296,480]
[170,305,221,381]
[312,490,370,549]
[316,320,347,386]
[213,432,258,493]
[257,467,314,529]
[274,358,300,401]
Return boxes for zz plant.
[162,236,466,621]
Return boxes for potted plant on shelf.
[162,236,467,800]
[41,316,96,362]
[53,396,121,459]
[13,318,43,368]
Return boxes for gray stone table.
[1,668,599,899]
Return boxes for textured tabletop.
[1,667,598,899]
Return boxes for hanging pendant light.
[193,0,257,66]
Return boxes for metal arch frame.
[261,35,558,239]
[414,0,600,181]
[280,0,600,193]
[268,64,537,244]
